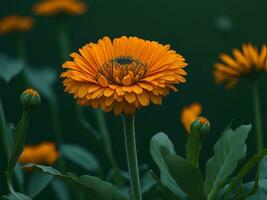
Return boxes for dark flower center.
[114,57,133,65]
[98,57,147,86]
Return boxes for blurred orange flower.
[214,43,267,88]
[19,142,59,165]
[33,0,87,16]
[0,15,34,35]
[61,36,188,115]
[181,103,202,133]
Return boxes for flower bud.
[190,116,210,138]
[20,89,41,109]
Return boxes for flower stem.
[58,17,71,61]
[95,109,125,186]
[121,114,142,200]
[251,81,264,152]
[16,33,26,63]
[0,98,10,162]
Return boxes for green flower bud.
[20,89,41,109]
[190,116,210,138]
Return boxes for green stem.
[58,17,71,61]
[251,81,264,151]
[7,172,21,200]
[0,98,10,162]
[16,33,26,63]
[185,134,202,168]
[48,92,65,171]
[95,109,124,185]
[121,114,142,200]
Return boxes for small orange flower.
[181,103,202,133]
[19,142,59,165]
[0,15,34,35]
[61,36,188,115]
[33,0,87,16]
[214,43,267,88]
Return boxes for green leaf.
[165,154,207,200]
[0,55,24,82]
[51,179,70,200]
[141,171,156,194]
[26,171,53,198]
[259,155,267,179]
[7,110,32,180]
[60,144,99,172]
[24,67,57,99]
[223,149,267,200]
[150,132,186,199]
[145,171,183,200]
[7,193,32,200]
[204,124,251,200]
[27,164,128,200]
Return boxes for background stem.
[57,17,124,185]
[121,114,142,200]
[0,98,10,162]
[95,109,124,185]
[251,80,264,152]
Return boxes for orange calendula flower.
[181,103,202,133]
[0,15,34,35]
[61,36,188,115]
[19,142,59,165]
[214,43,267,88]
[33,0,87,16]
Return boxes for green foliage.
[1,193,32,200]
[26,171,53,198]
[51,179,70,200]
[150,132,186,199]
[204,124,251,200]
[165,154,206,200]
[7,110,32,180]
[24,67,57,99]
[223,149,267,199]
[60,144,99,172]
[0,54,24,83]
[27,164,128,200]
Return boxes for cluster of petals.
[214,43,267,88]
[61,36,188,115]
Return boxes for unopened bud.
[190,116,210,138]
[20,89,41,109]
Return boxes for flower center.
[98,57,147,86]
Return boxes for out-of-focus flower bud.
[190,116,210,138]
[20,89,41,109]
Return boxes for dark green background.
[1,0,267,197]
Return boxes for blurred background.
[1,0,267,198]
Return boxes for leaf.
[0,54,24,82]
[51,179,70,200]
[204,124,251,200]
[24,67,57,99]
[7,111,32,180]
[26,171,53,198]
[150,132,186,199]
[165,154,207,200]
[60,144,99,172]
[14,163,24,189]
[145,171,183,200]
[141,171,156,194]
[27,164,128,200]
[259,155,267,179]
[7,193,32,200]
[223,149,267,199]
